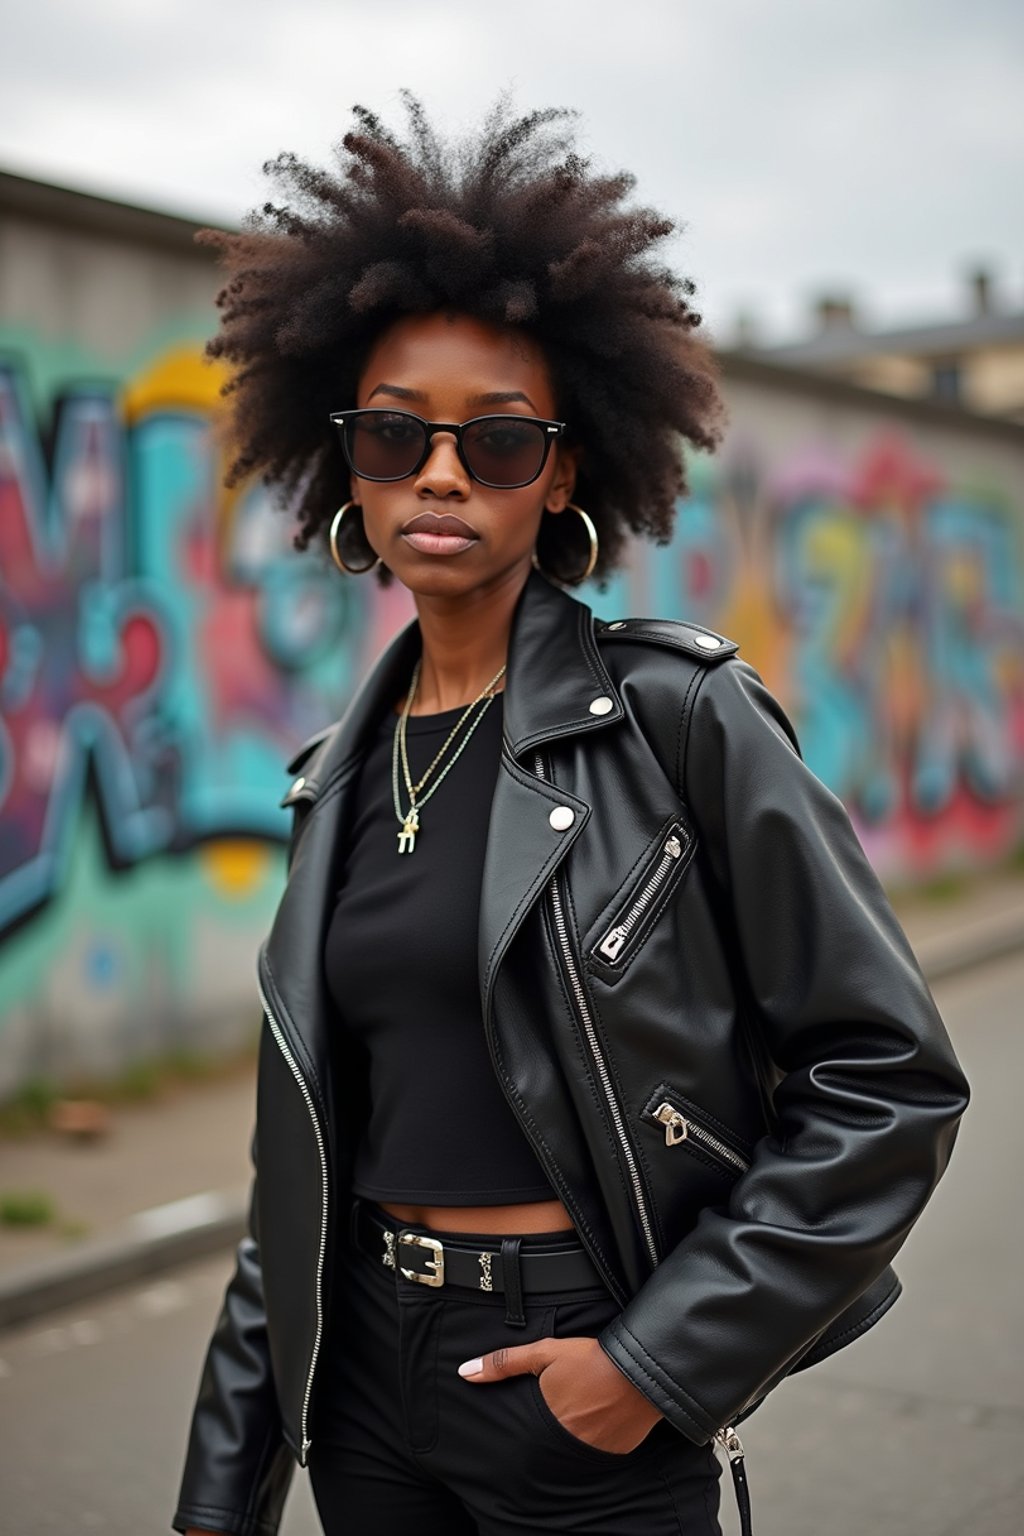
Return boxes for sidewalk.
[1,868,1022,1328]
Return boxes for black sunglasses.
[329,408,566,490]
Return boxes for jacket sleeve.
[596,655,971,1443]
[171,1114,295,1536]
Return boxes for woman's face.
[349,311,578,599]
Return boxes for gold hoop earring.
[329,502,381,575]
[531,503,598,587]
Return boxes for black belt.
[352,1196,606,1297]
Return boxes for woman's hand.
[458,1335,664,1453]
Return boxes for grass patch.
[0,1189,57,1227]
[0,1079,61,1138]
[107,1060,164,1104]
[916,871,970,904]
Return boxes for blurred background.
[0,4,1022,1534]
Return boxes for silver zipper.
[256,976,328,1466]
[715,1424,745,1461]
[597,829,689,961]
[533,750,660,1270]
[651,1101,750,1172]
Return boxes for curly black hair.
[199,92,728,587]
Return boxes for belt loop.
[348,1194,363,1250]
[501,1237,526,1327]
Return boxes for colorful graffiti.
[609,429,1024,875]
[1,336,1022,1093]
[0,347,413,939]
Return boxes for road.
[1,949,1020,1536]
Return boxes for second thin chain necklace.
[391,656,507,854]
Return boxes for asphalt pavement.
[0,944,1019,1536]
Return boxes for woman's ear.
[545,444,582,513]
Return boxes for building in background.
[744,269,1024,423]
[2,169,1022,1098]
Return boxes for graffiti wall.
[613,398,1024,879]
[1,185,1022,1096]
[0,337,414,1095]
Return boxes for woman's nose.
[413,431,471,498]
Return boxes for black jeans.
[307,1196,723,1535]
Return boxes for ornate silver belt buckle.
[398,1231,445,1287]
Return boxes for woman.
[172,97,969,1536]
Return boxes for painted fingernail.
[458,1357,484,1377]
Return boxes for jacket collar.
[500,566,624,755]
[304,566,624,791]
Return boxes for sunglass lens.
[345,412,426,479]
[462,418,547,487]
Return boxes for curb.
[1,912,1021,1331]
[0,1187,248,1330]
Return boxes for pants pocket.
[521,1290,667,1463]
[526,1370,644,1462]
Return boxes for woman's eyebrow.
[468,390,538,410]
[366,384,540,411]
[367,383,425,402]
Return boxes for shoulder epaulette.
[595,616,739,662]
[280,724,336,808]
[285,724,334,775]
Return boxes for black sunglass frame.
[329,408,567,489]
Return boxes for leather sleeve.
[597,656,971,1442]
[171,1118,295,1536]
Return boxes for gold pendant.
[397,807,419,854]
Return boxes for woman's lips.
[403,530,478,555]
[400,511,479,557]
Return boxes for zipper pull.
[653,1102,688,1146]
[714,1424,744,1461]
[599,926,628,960]
[664,833,683,858]
[714,1425,753,1536]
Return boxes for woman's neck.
[405,569,525,714]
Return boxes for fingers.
[457,1341,550,1381]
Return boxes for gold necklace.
[391,657,507,854]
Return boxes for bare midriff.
[377,1197,576,1233]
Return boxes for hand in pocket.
[458,1333,664,1454]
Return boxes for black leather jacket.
[172,567,969,1536]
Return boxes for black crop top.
[323,692,555,1205]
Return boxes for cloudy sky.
[2,0,1021,344]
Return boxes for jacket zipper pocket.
[592,820,694,971]
[256,968,329,1465]
[641,1084,752,1176]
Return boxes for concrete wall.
[1,174,1022,1099]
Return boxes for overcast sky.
[2,0,1021,344]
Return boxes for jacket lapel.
[477,569,624,1018]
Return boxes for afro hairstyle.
[199,91,728,587]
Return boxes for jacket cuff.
[596,1321,717,1444]
[171,1497,282,1536]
